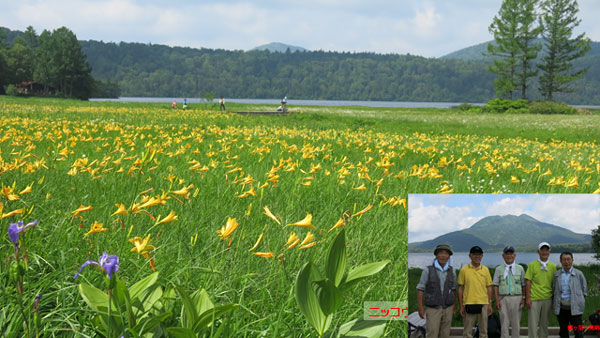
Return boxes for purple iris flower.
[74,252,120,280]
[8,220,38,247]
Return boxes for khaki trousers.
[528,299,552,338]
[463,304,488,338]
[425,306,453,338]
[499,295,522,338]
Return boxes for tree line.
[0,26,118,99]
[487,0,591,101]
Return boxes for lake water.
[89,97,600,109]
[409,252,599,269]
[89,97,481,108]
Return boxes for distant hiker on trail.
[172,99,177,109]
[219,97,226,111]
[525,242,557,338]
[281,96,287,110]
[183,98,187,109]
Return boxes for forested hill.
[79,40,496,102]
[2,26,599,103]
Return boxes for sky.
[1,0,599,58]
[408,194,600,242]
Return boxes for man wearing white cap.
[525,242,557,338]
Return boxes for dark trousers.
[557,307,583,338]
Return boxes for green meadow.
[1,96,599,337]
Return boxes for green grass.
[408,264,600,327]
[1,96,599,336]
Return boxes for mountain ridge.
[409,214,592,252]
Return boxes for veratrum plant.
[295,229,390,337]
[78,271,171,337]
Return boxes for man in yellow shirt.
[458,246,493,338]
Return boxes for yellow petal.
[254,251,274,258]
[263,205,281,225]
[249,233,264,251]
[328,217,345,232]
[352,204,372,217]
[288,213,315,229]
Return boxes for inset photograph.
[407,194,600,338]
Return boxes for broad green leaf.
[114,279,136,328]
[337,318,386,338]
[313,279,344,316]
[326,229,347,287]
[192,289,214,317]
[175,285,198,329]
[133,311,172,335]
[295,262,329,335]
[166,326,196,338]
[129,271,159,301]
[343,260,390,289]
[78,283,108,311]
[193,304,239,332]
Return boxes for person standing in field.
[493,246,525,338]
[525,242,557,338]
[172,99,177,109]
[219,97,226,111]
[458,246,493,338]
[553,252,587,338]
[416,244,457,338]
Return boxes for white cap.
[538,242,551,250]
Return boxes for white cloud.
[484,194,600,234]
[408,198,477,242]
[0,0,598,57]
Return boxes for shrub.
[452,103,481,112]
[481,98,530,114]
[529,101,577,115]
[5,84,20,96]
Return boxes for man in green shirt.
[525,242,557,338]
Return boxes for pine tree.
[516,0,543,100]
[538,0,591,101]
[487,0,521,99]
[488,0,543,100]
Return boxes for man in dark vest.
[417,244,457,338]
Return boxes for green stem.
[107,286,112,338]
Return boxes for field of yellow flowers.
[1,97,599,336]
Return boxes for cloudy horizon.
[1,0,599,58]
[408,194,600,242]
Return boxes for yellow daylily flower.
[300,232,315,246]
[288,213,316,229]
[217,217,239,239]
[72,205,92,217]
[85,221,107,236]
[566,176,578,188]
[352,204,372,217]
[511,176,520,183]
[254,251,274,258]
[263,205,281,225]
[157,210,178,224]
[285,232,300,246]
[2,208,23,218]
[353,183,366,190]
[19,183,33,195]
[172,184,194,196]
[328,217,345,232]
[249,233,264,251]
[111,203,128,216]
[129,234,156,254]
